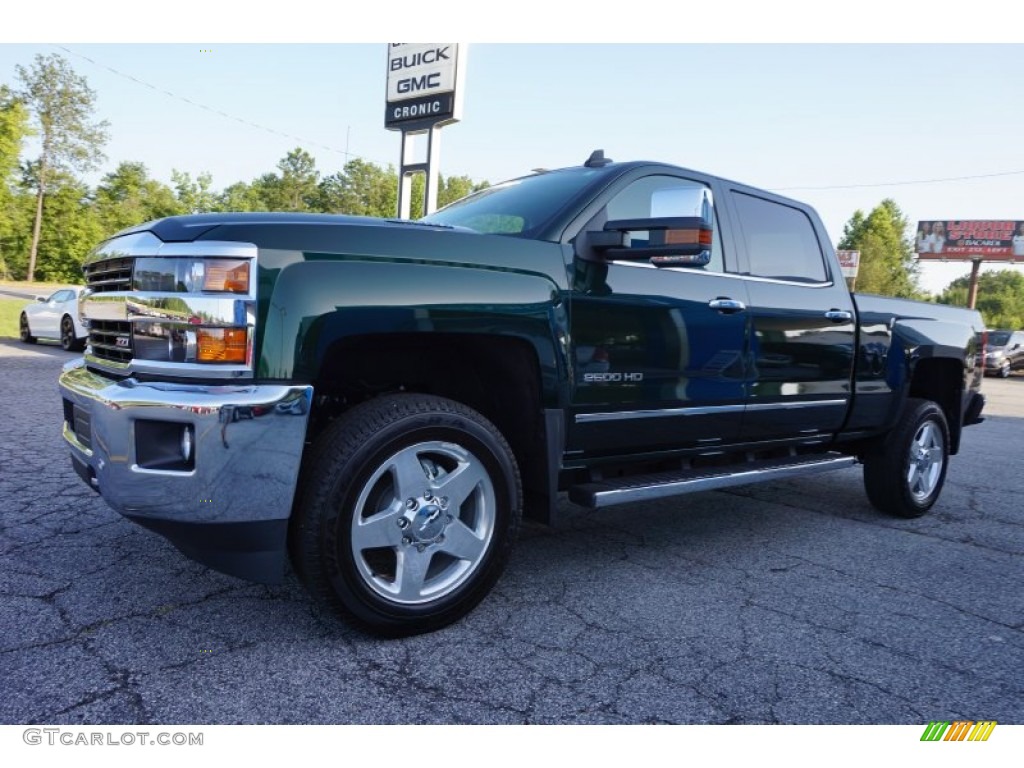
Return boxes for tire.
[999,362,1011,378]
[19,313,36,344]
[863,398,949,518]
[290,394,522,636]
[60,315,85,352]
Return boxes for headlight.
[134,258,251,294]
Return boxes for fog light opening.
[181,425,194,462]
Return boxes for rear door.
[725,189,855,444]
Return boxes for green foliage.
[94,162,184,237]
[838,199,921,298]
[172,169,216,214]
[317,159,398,217]
[937,269,1024,329]
[15,54,108,176]
[32,174,103,281]
[438,174,488,209]
[217,180,268,212]
[0,86,31,277]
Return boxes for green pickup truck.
[59,152,986,636]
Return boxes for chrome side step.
[568,454,857,509]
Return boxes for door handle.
[825,309,853,322]
[708,298,746,313]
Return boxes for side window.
[604,175,723,273]
[732,192,828,283]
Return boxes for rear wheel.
[60,315,85,352]
[19,313,36,344]
[290,394,522,636]
[864,398,949,518]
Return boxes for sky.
[2,5,1024,295]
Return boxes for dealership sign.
[836,250,860,278]
[385,43,464,130]
[915,220,1024,261]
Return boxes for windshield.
[988,332,1011,346]
[421,168,606,240]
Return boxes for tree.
[0,86,32,278]
[438,174,488,209]
[317,159,397,217]
[838,199,920,298]
[218,180,268,212]
[937,269,1024,329]
[274,148,319,211]
[94,161,183,236]
[13,169,103,282]
[16,53,108,281]
[172,169,216,214]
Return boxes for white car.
[20,287,88,352]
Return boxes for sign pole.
[967,258,982,309]
[424,124,442,215]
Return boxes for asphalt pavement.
[1,338,1021,724]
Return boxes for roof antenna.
[584,149,612,168]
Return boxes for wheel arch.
[907,357,965,454]
[309,331,561,525]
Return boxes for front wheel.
[863,398,949,518]
[290,394,522,636]
[999,362,1011,378]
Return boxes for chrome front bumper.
[58,359,313,582]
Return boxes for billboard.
[915,220,1024,261]
[385,44,464,131]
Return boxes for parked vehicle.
[58,152,986,636]
[983,330,1024,377]
[20,287,88,351]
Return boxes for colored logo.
[920,721,997,742]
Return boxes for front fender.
[257,257,568,404]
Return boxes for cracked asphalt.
[2,337,1022,724]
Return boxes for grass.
[0,297,26,339]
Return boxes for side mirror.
[595,216,714,267]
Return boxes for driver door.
[567,174,751,458]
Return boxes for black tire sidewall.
[888,402,950,516]
[318,409,518,631]
[20,313,34,343]
[60,316,74,351]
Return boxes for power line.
[54,45,386,167]
[773,168,1024,192]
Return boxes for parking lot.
[1,338,1022,724]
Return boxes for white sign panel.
[385,43,464,129]
[836,249,860,278]
[387,44,458,101]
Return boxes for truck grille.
[84,257,134,292]
[88,320,133,363]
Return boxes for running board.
[568,454,857,509]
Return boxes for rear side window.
[732,192,828,283]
